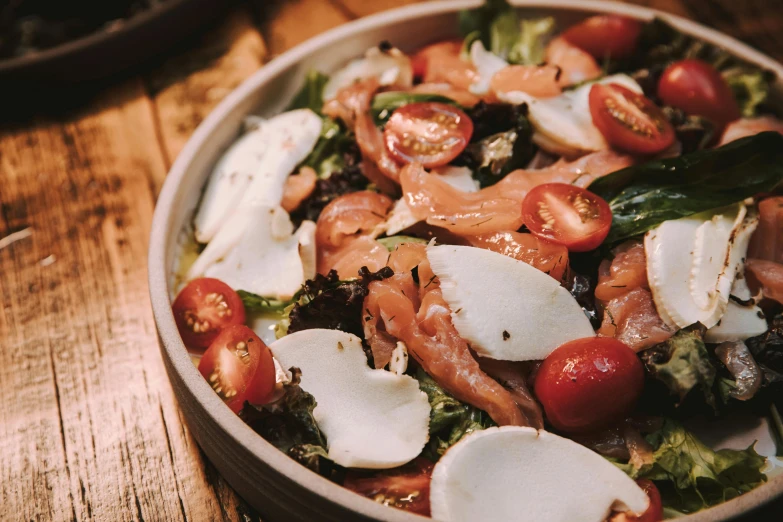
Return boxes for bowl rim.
[148,1,783,520]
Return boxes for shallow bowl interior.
[149,1,783,520]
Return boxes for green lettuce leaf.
[300,117,353,177]
[641,326,717,408]
[458,0,553,64]
[371,92,458,126]
[588,131,783,244]
[415,368,495,461]
[723,66,773,118]
[615,419,767,513]
[286,70,330,113]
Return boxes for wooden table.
[1,1,781,520]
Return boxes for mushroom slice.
[430,426,649,522]
[426,245,594,361]
[269,329,430,469]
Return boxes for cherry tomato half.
[343,458,434,516]
[562,15,642,59]
[534,337,644,433]
[172,277,246,350]
[658,59,740,128]
[198,325,275,413]
[611,479,664,522]
[384,102,473,168]
[589,83,675,155]
[521,183,612,252]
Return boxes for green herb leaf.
[458,0,511,50]
[588,132,783,244]
[415,368,495,461]
[286,70,330,113]
[641,326,717,408]
[237,290,292,313]
[614,419,767,513]
[300,117,353,177]
[377,235,428,251]
[507,17,555,65]
[370,92,458,126]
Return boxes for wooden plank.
[0,78,248,521]
[333,0,429,19]
[146,6,268,170]
[259,0,354,58]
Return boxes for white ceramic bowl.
[149,1,783,520]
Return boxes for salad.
[170,1,783,520]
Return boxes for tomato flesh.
[611,479,663,522]
[658,59,740,128]
[198,325,274,413]
[343,458,434,516]
[172,277,246,350]
[534,337,644,432]
[384,102,473,168]
[521,183,612,252]
[589,83,675,155]
[562,15,642,59]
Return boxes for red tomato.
[172,278,246,350]
[521,183,612,252]
[589,83,675,155]
[198,325,275,413]
[658,59,740,128]
[383,102,473,168]
[611,479,663,522]
[410,39,463,79]
[343,458,434,516]
[534,337,644,433]
[562,15,642,59]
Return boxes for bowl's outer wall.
[149,1,783,521]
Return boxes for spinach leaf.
[641,326,717,408]
[286,70,330,113]
[237,290,291,313]
[614,419,766,513]
[457,103,535,187]
[371,92,458,126]
[377,235,428,251]
[458,0,553,64]
[415,368,495,461]
[588,131,783,244]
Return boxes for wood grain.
[1,1,782,521]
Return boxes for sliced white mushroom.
[646,204,758,329]
[496,74,643,157]
[375,166,478,236]
[323,45,413,101]
[269,329,430,469]
[427,245,595,361]
[469,40,509,96]
[194,109,322,243]
[191,205,316,300]
[388,341,409,376]
[430,426,649,522]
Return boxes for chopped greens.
[614,419,767,513]
[371,92,458,126]
[286,70,330,113]
[300,117,354,177]
[588,132,783,244]
[377,235,428,251]
[641,326,717,408]
[237,290,291,313]
[415,368,495,461]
